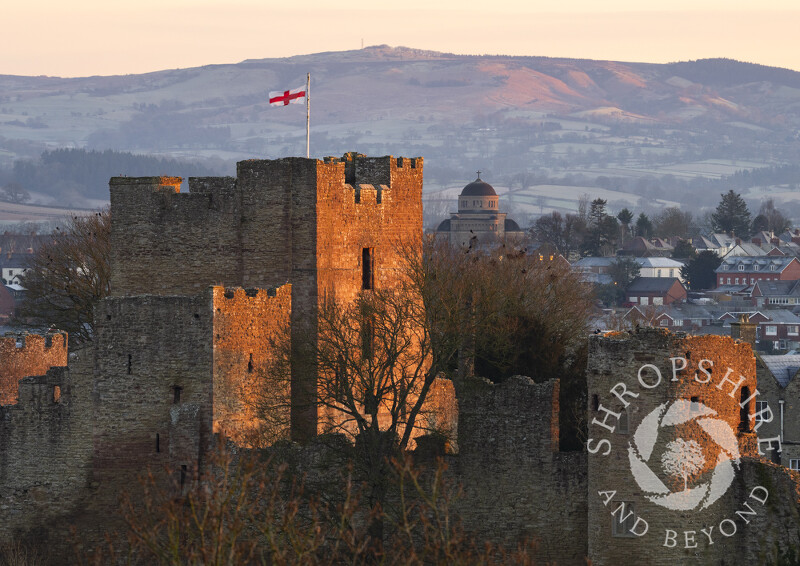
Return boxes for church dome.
[460,177,496,197]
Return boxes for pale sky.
[4,0,800,77]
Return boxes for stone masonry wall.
[91,293,215,520]
[212,285,291,446]
[0,350,93,552]
[452,376,589,564]
[0,332,68,405]
[587,329,799,565]
[106,155,423,441]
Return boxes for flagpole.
[306,73,310,158]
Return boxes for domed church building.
[435,173,524,247]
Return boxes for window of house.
[771,265,777,271]
[611,502,637,537]
[727,277,731,284]
[788,326,798,336]
[739,264,745,271]
[653,297,663,306]
[630,296,638,304]
[659,318,669,327]
[754,264,760,271]
[780,339,787,350]
[657,269,662,277]
[735,278,739,285]
[640,297,649,306]
[673,319,683,326]
[362,247,374,290]
[755,401,769,424]
[766,325,778,335]
[790,460,800,471]
[669,269,674,277]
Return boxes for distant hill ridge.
[2,45,800,210]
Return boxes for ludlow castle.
[2,153,800,564]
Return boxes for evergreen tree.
[617,208,634,243]
[711,190,752,239]
[671,239,697,260]
[582,199,619,256]
[635,213,653,239]
[681,250,722,290]
[608,257,641,289]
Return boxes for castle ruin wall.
[0,332,68,405]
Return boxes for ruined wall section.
[109,176,240,296]
[586,330,771,565]
[0,349,93,547]
[0,332,68,405]
[92,294,214,501]
[211,285,291,446]
[452,376,588,564]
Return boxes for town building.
[434,175,524,246]
[625,276,686,306]
[715,256,800,287]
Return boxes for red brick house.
[625,277,686,306]
[715,257,800,288]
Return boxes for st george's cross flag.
[269,85,306,106]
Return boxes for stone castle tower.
[108,153,422,441]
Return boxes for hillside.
[2,46,800,219]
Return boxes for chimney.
[730,313,757,347]
[771,237,780,246]
[735,238,742,245]
[753,237,761,246]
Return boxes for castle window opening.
[180,465,188,490]
[127,354,132,374]
[591,394,599,411]
[156,433,160,453]
[617,408,629,434]
[362,247,374,290]
[53,385,61,404]
[173,386,183,404]
[611,502,637,537]
[739,387,751,432]
[248,353,254,373]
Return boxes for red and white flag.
[269,85,306,107]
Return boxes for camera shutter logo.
[628,399,741,511]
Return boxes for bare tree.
[0,182,31,204]
[14,209,110,345]
[254,238,593,540]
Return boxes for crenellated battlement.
[0,331,68,406]
[213,284,291,302]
